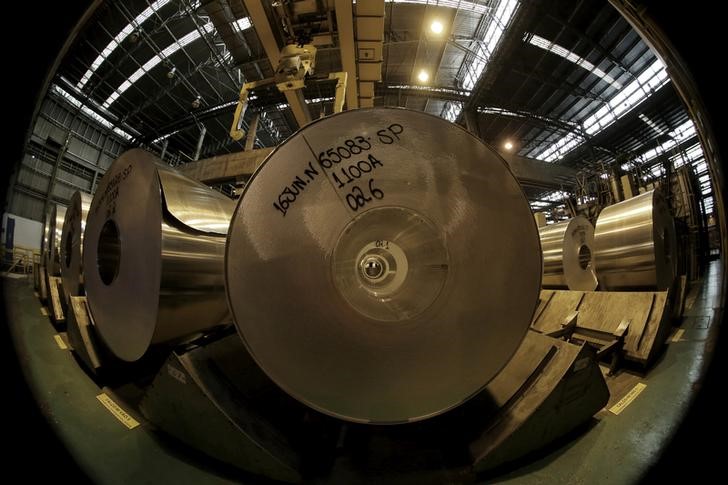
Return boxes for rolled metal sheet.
[60,191,92,301]
[226,108,542,424]
[46,203,67,276]
[539,216,598,291]
[84,149,235,362]
[593,189,677,290]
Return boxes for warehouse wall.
[8,91,127,222]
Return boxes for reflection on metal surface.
[539,216,598,291]
[45,203,67,276]
[60,191,92,301]
[84,149,236,362]
[41,208,51,263]
[593,189,676,290]
[226,107,542,424]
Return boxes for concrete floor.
[3,260,724,484]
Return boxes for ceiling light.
[191,95,201,109]
[504,141,514,150]
[166,66,177,79]
[417,70,429,83]
[430,20,444,34]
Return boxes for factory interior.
[2,1,725,483]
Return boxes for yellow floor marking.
[53,334,68,350]
[40,307,48,316]
[96,393,140,429]
[671,328,685,343]
[610,383,647,415]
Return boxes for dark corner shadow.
[143,424,281,485]
[2,281,93,483]
[4,1,94,482]
[474,417,602,483]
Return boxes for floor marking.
[610,383,647,415]
[40,307,48,316]
[53,334,68,350]
[671,328,685,343]
[96,393,140,429]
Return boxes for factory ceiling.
[53,0,704,210]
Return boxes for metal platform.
[139,329,608,482]
[532,289,672,366]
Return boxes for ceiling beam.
[243,0,311,127]
[334,0,359,109]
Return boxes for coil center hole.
[97,219,121,286]
[361,255,386,280]
[578,244,592,270]
[64,228,74,268]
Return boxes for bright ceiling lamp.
[77,0,171,90]
[417,69,430,83]
[430,20,444,34]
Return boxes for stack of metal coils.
[593,189,677,290]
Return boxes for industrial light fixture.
[166,66,177,79]
[504,141,514,150]
[430,20,444,34]
[417,69,430,83]
[191,95,201,108]
[129,29,141,43]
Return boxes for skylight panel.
[388,0,489,16]
[525,33,622,90]
[533,58,670,162]
[441,0,519,121]
[51,84,133,140]
[77,0,171,90]
[102,21,219,108]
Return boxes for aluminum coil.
[84,149,236,362]
[593,189,677,290]
[60,191,92,301]
[45,203,67,276]
[226,108,542,424]
[539,216,598,291]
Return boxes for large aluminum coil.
[60,191,92,301]
[539,216,598,291]
[593,189,677,290]
[226,108,542,424]
[84,149,235,362]
[45,203,67,276]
